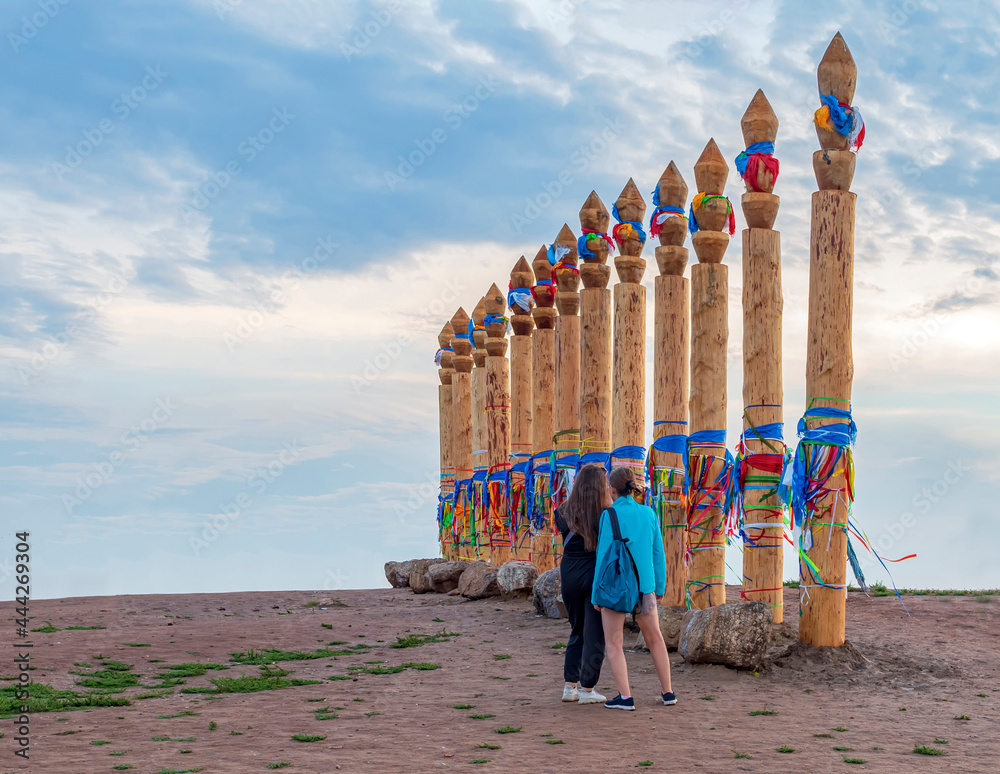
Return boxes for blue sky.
[1,0,998,598]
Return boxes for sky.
[1,0,998,600]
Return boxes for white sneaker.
[561,684,579,702]
[577,688,606,705]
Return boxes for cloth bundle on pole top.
[798,32,861,647]
[687,138,736,609]
[469,297,489,558]
[578,193,614,474]
[449,307,475,560]
[483,282,512,566]
[550,225,581,516]
[650,160,691,608]
[529,244,558,571]
[611,180,648,486]
[736,89,789,621]
[436,324,456,559]
[507,257,536,562]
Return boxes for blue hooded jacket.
[592,494,666,600]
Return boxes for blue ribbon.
[507,287,532,313]
[546,244,569,265]
[612,202,647,244]
[734,141,775,177]
[819,94,855,137]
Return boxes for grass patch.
[124,643,151,647]
[733,751,751,759]
[30,621,59,633]
[267,763,292,770]
[470,760,489,765]
[180,675,321,694]
[362,665,405,675]
[748,708,777,716]
[156,769,203,774]
[545,739,564,745]
[493,654,510,661]
[454,704,475,710]
[113,766,133,771]
[0,682,130,716]
[976,693,987,698]
[638,762,653,768]
[783,579,800,588]
[476,742,500,749]
[776,746,794,753]
[231,647,350,665]
[469,714,494,720]
[65,625,106,630]
[834,727,849,732]
[315,709,338,721]
[73,662,140,693]
[833,746,853,751]
[550,642,566,649]
[954,715,971,720]
[109,749,131,756]
[389,629,460,649]
[157,710,199,719]
[291,733,326,742]
[402,662,440,671]
[914,745,944,756]
[208,721,217,730]
[155,663,230,680]
[699,695,715,701]
[91,740,111,745]
[934,738,949,744]
[327,676,351,681]
[843,758,867,765]
[495,726,521,734]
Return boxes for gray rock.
[679,601,773,669]
[427,561,473,593]
[658,605,687,650]
[532,568,563,619]
[497,560,539,598]
[458,563,501,599]
[384,560,414,589]
[408,558,447,594]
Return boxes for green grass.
[492,676,510,681]
[0,682,130,716]
[30,621,59,633]
[550,642,566,649]
[179,675,321,694]
[638,762,653,767]
[433,617,444,622]
[934,738,949,745]
[156,769,203,774]
[783,579,800,588]
[73,662,140,693]
[124,643,151,648]
[733,751,751,759]
[314,709,338,720]
[362,665,405,675]
[321,623,333,629]
[468,714,494,719]
[389,629,461,649]
[113,766,133,771]
[954,715,971,720]
[157,710,200,719]
[833,746,853,751]
[267,762,291,769]
[152,736,196,742]
[776,746,794,753]
[90,740,111,746]
[476,743,501,749]
[291,734,326,742]
[470,760,490,765]
[699,695,715,701]
[976,693,987,698]
[155,664,230,681]
[914,745,944,756]
[495,726,521,734]
[365,711,382,717]
[109,750,131,756]
[493,654,510,661]
[834,727,849,732]
[749,708,777,716]
[453,704,475,710]
[545,739,564,745]
[402,662,440,671]
[208,721,217,731]
[843,758,867,765]
[231,647,351,664]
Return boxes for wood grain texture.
[472,366,488,556]
[612,282,645,462]
[531,328,556,571]
[580,287,612,461]
[510,334,533,561]
[438,383,454,559]
[486,354,511,566]
[741,225,784,621]
[688,262,728,609]
[451,372,474,559]
[800,189,855,647]
[555,315,580,461]
[654,274,689,607]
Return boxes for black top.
[555,506,596,562]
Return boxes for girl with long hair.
[554,463,611,705]
[593,466,675,710]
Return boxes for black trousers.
[561,555,605,688]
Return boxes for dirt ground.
[7,585,999,773]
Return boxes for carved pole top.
[818,32,857,105]
[531,244,557,330]
[741,89,779,146]
[656,161,688,209]
[613,178,647,281]
[450,307,474,373]
[579,190,610,233]
[694,138,729,193]
[509,256,535,337]
[437,322,454,384]
[553,223,581,315]
[484,282,508,356]
[652,161,689,270]
[510,255,533,288]
[471,296,487,367]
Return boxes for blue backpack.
[592,508,641,614]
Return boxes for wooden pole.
[651,161,690,608]
[738,90,786,622]
[687,139,733,609]
[611,180,647,478]
[484,283,512,566]
[470,297,489,558]
[799,33,860,647]
[436,324,455,559]
[508,257,535,562]
[551,224,581,528]
[578,194,612,470]
[530,245,558,572]
[450,307,475,562]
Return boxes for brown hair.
[608,466,641,499]
[562,464,611,552]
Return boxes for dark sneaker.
[662,691,677,705]
[605,694,635,711]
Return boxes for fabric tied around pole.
[688,193,736,236]
[577,228,614,260]
[734,141,780,193]
[649,184,687,238]
[814,94,865,152]
[611,202,647,248]
[507,285,534,315]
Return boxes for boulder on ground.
[408,558,447,594]
[634,605,686,651]
[458,563,501,599]
[384,560,414,589]
[532,568,563,619]
[428,560,473,593]
[679,601,773,669]
[497,560,539,598]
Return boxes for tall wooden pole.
[650,162,690,608]
[578,194,613,470]
[611,180,647,478]
[530,246,558,572]
[436,324,455,559]
[738,90,786,622]
[687,139,735,609]
[470,297,489,558]
[799,33,862,647]
[551,225,581,525]
[484,283,512,566]
[450,307,475,562]
[508,257,535,562]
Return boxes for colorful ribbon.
[611,202,647,248]
[507,286,534,315]
[814,94,865,152]
[734,141,780,193]
[688,193,736,236]
[577,229,614,260]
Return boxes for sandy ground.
[5,586,999,773]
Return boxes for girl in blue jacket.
[592,466,676,710]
